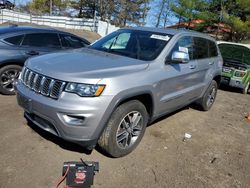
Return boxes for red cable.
[54,165,70,188]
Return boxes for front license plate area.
[17,93,32,113]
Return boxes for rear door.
[193,37,219,91]
[19,33,62,60]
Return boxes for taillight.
[234,71,246,77]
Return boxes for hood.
[26,48,149,83]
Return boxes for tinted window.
[4,35,24,45]
[168,36,194,60]
[60,34,85,48]
[193,37,209,59]
[91,30,172,61]
[208,41,218,57]
[22,33,60,47]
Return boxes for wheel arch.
[116,92,154,121]
[213,74,221,87]
[0,61,24,69]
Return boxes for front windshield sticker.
[179,46,188,53]
[150,34,170,41]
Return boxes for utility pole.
[50,0,52,16]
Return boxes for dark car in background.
[0,26,90,95]
[0,0,14,10]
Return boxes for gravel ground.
[0,88,249,188]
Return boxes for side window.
[22,33,60,47]
[208,40,218,57]
[3,35,24,45]
[60,34,85,48]
[193,37,209,59]
[168,36,194,61]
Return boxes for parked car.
[16,27,222,157]
[0,25,90,95]
[218,41,250,94]
[0,0,14,10]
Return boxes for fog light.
[62,115,85,126]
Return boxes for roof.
[217,41,250,49]
[0,25,57,35]
[120,27,215,40]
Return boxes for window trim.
[2,34,25,46]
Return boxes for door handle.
[25,51,39,56]
[209,62,214,65]
[189,65,196,69]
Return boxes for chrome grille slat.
[20,68,65,99]
[41,78,51,96]
[24,70,30,85]
[34,75,42,92]
[32,74,39,90]
[21,67,27,81]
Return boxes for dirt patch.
[0,89,249,188]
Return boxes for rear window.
[22,33,61,47]
[193,37,209,59]
[60,34,86,48]
[3,35,24,45]
[208,40,218,57]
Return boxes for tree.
[171,0,250,42]
[98,0,115,21]
[153,0,172,28]
[171,0,208,29]
[27,0,68,15]
[112,0,150,27]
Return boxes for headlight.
[234,71,246,77]
[65,83,105,97]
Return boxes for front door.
[157,36,200,114]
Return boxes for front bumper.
[221,76,245,89]
[16,81,114,148]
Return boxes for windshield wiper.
[108,35,119,52]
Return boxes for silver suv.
[16,27,222,157]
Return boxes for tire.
[0,65,22,95]
[98,100,148,158]
[242,82,249,94]
[196,80,218,111]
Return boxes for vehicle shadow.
[27,121,92,155]
[147,106,190,127]
[219,85,244,94]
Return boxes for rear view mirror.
[171,51,189,63]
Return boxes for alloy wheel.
[116,111,143,149]
[0,69,20,92]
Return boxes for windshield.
[90,29,172,61]
[218,43,250,66]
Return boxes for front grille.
[21,67,66,99]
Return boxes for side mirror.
[171,51,189,63]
